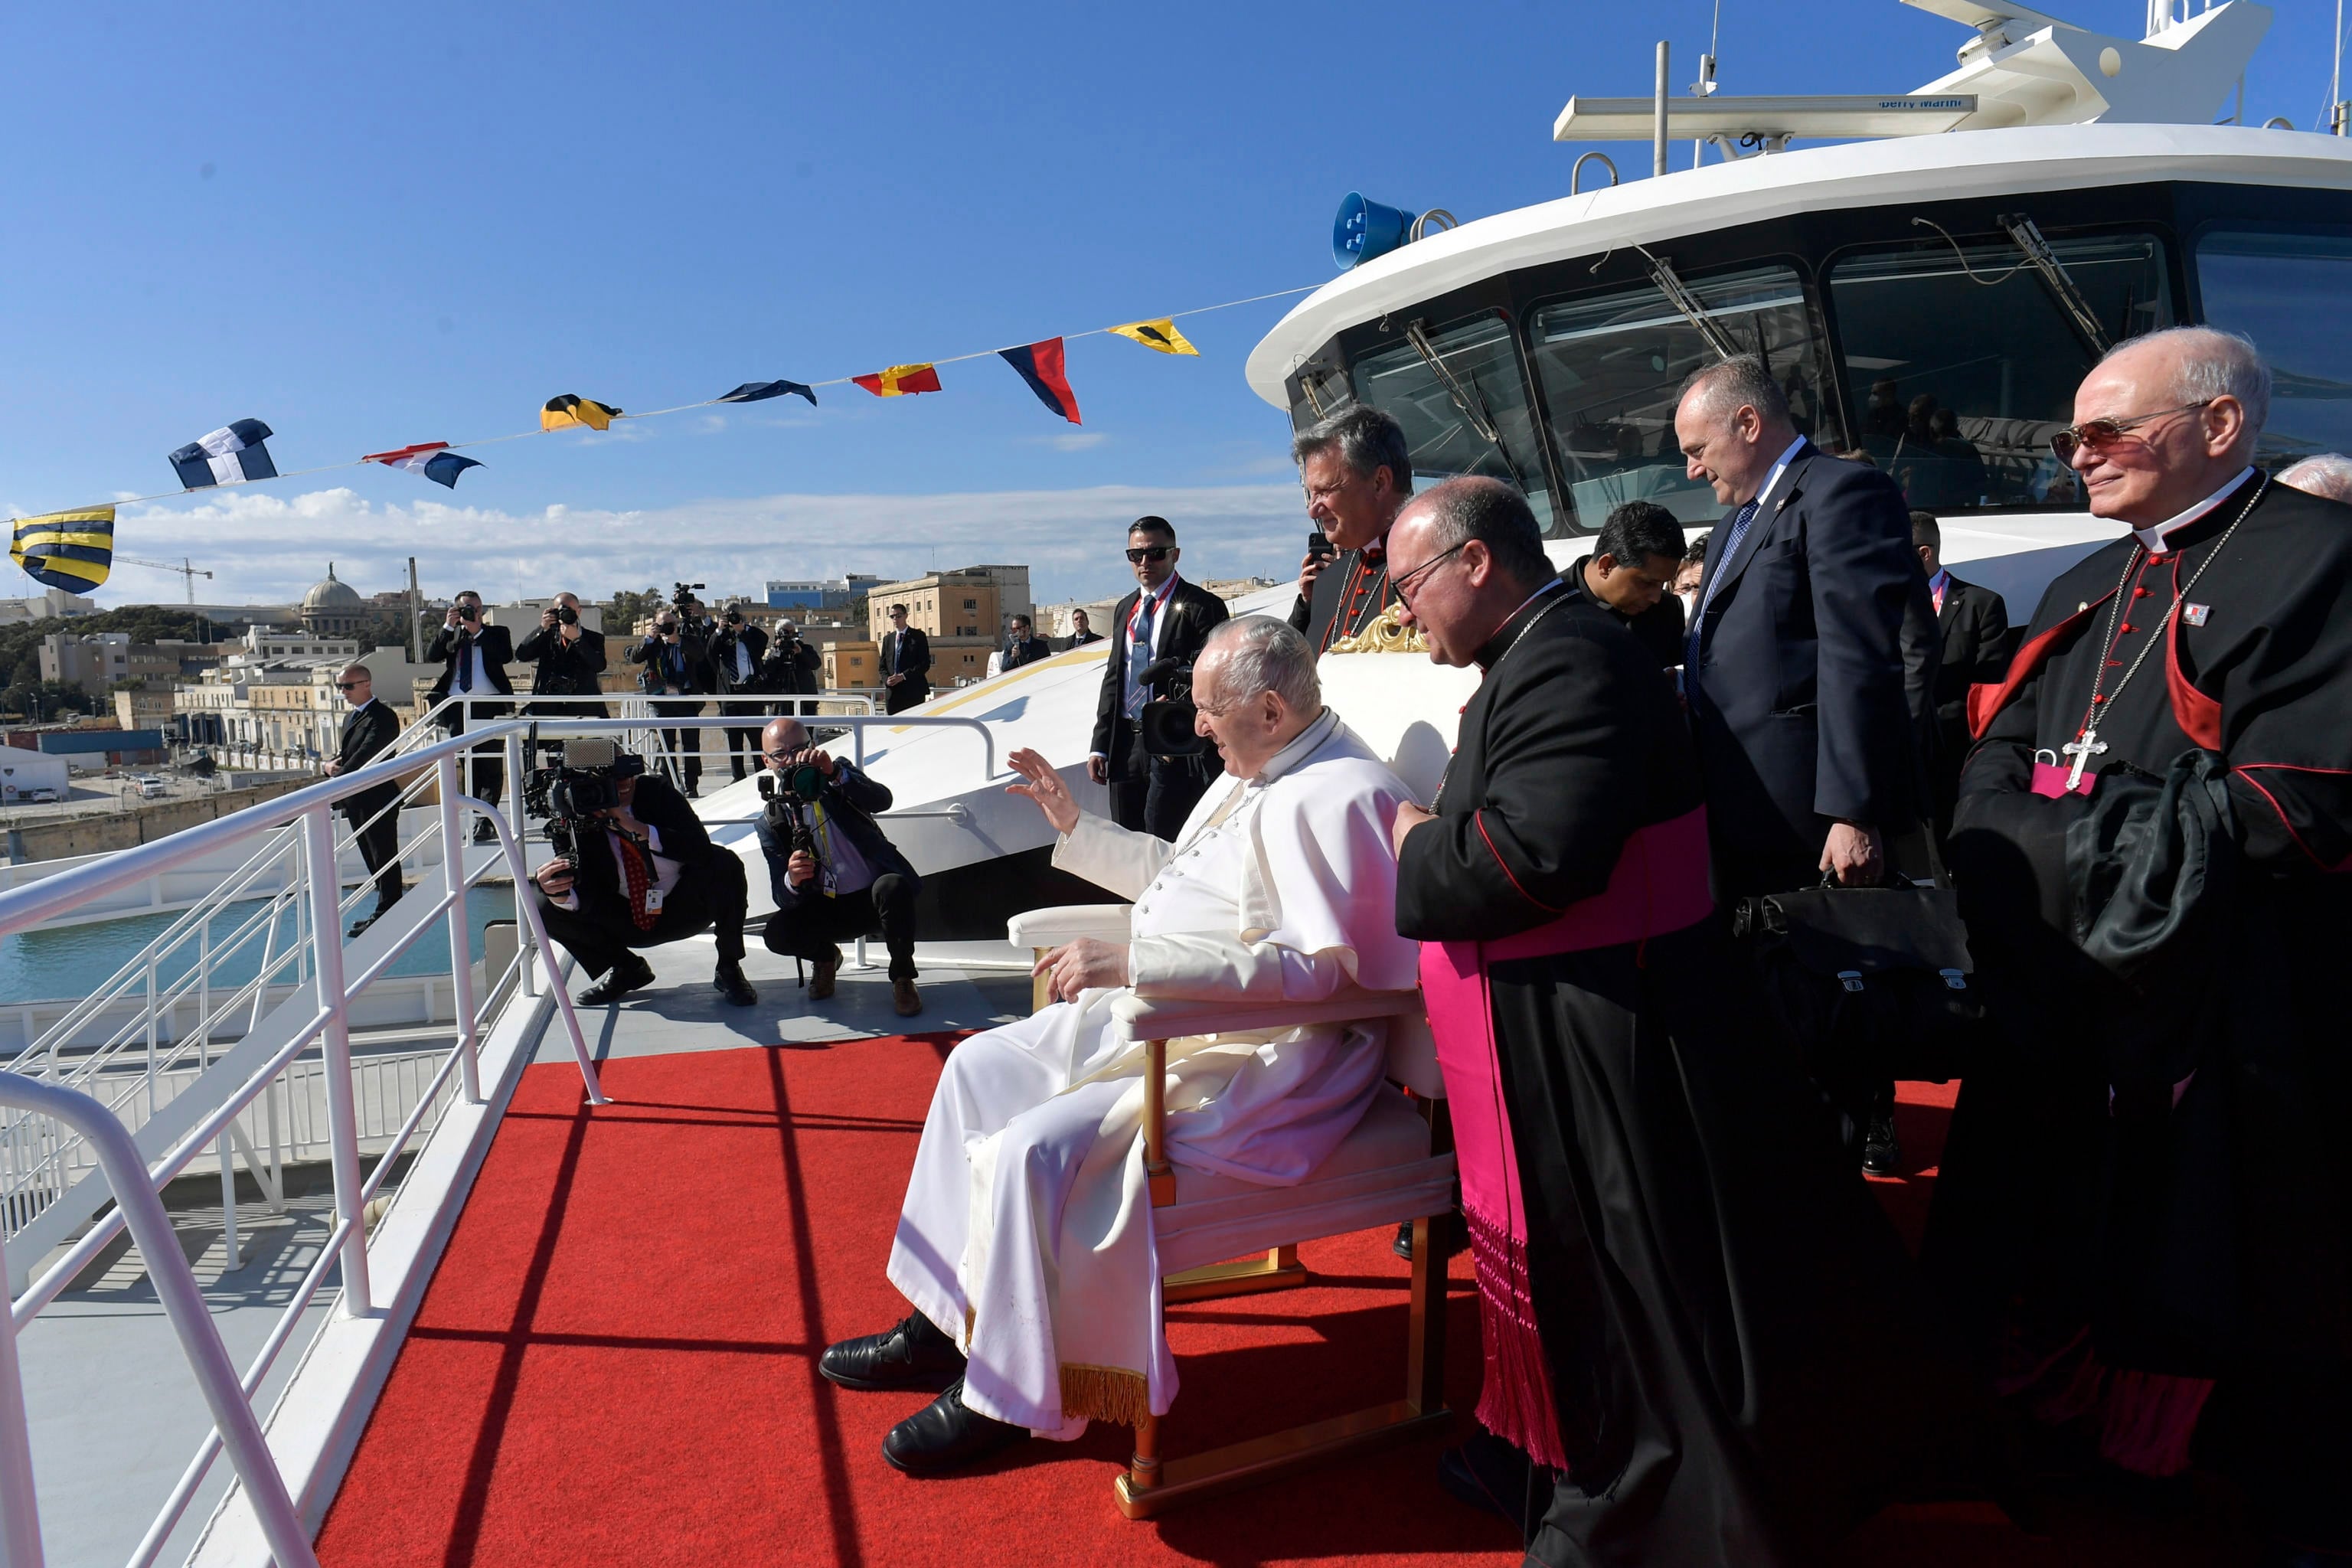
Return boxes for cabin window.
[2195,228,2352,472]
[1527,265,1824,531]
[1827,233,2171,511]
[1348,312,1561,533]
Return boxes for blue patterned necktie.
[1686,496,1762,668]
[1125,593,1159,719]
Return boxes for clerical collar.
[2131,466,2257,553]
[1473,579,1569,669]
[1250,707,1341,790]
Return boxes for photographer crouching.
[753,716,923,1018]
[526,739,759,1008]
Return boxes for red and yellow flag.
[852,364,942,397]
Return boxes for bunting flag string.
[9,280,1321,547]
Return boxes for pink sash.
[1417,807,1713,1469]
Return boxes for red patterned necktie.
[615,831,658,930]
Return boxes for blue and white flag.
[168,419,277,489]
[364,442,482,489]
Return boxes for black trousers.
[1108,718,1212,841]
[533,848,747,980]
[443,704,506,808]
[655,710,704,793]
[343,805,403,913]
[884,682,928,715]
[762,872,918,981]
[720,697,765,781]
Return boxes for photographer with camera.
[424,589,514,844]
[625,593,712,797]
[1088,516,1227,837]
[526,739,758,1008]
[753,715,923,1018]
[514,591,608,726]
[707,599,769,784]
[759,619,823,718]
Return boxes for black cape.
[1288,544,1395,654]
[1936,472,2352,1541]
[1396,586,1968,1566]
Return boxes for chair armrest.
[1109,986,1423,1044]
[1008,903,1133,948]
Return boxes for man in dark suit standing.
[626,608,713,797]
[527,746,756,1008]
[514,591,608,724]
[706,602,770,783]
[1288,406,1413,653]
[1064,608,1103,647]
[1000,614,1052,671]
[1677,357,1933,1174]
[1558,500,1687,668]
[1909,511,2010,837]
[423,590,514,844]
[1088,515,1229,836]
[323,663,404,938]
[878,603,932,714]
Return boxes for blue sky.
[2,1,2337,610]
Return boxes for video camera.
[522,736,646,868]
[1134,654,1212,756]
[671,581,707,615]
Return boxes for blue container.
[1331,193,1417,271]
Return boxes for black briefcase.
[1735,877,1988,1083]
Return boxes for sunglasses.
[2049,400,2211,462]
[1125,545,1172,564]
[335,681,363,691]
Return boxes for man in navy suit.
[1677,358,1932,1175]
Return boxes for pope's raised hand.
[1005,746,1080,835]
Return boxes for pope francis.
[818,615,1421,1474]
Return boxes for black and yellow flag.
[1109,319,1199,356]
[11,506,115,592]
[541,394,623,432]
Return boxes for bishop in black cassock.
[1289,405,1412,653]
[1933,330,2352,1551]
[1389,478,1965,1566]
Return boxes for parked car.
[23,788,59,804]
[129,775,167,799]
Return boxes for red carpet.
[318,1052,2259,1566]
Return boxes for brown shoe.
[808,948,841,1001]
[892,978,922,1018]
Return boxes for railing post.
[502,725,525,845]
[436,756,482,1104]
[298,806,372,1317]
[0,1263,43,1568]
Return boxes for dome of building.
[299,564,365,637]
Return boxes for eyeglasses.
[1390,541,1468,606]
[2049,400,2212,462]
[1125,545,1173,564]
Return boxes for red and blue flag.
[998,338,1081,424]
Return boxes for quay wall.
[4,777,311,864]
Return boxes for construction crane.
[115,556,214,605]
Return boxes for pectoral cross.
[2063,729,2108,792]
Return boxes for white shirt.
[1089,574,1183,762]
[1749,433,1811,512]
[454,638,492,697]
[791,797,876,897]
[2131,465,2257,553]
[554,820,679,913]
[733,640,754,681]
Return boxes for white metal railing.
[0,705,998,1567]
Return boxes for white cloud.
[1027,431,1107,452]
[97,482,1305,607]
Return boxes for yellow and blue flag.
[11,506,115,592]
[542,394,622,432]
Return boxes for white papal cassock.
[884,709,1420,1437]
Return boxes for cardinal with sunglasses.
[1085,516,1228,836]
[1936,327,2352,1560]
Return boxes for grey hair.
[1677,354,1791,426]
[1291,405,1414,497]
[1200,616,1319,714]
[2279,452,2352,503]
[2100,325,2271,437]
[1406,475,1553,586]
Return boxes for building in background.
[0,589,96,625]
[40,632,225,697]
[766,574,885,610]
[299,567,367,638]
[865,567,1032,689]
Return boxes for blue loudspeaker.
[1332,192,1417,271]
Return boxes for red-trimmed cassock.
[1396,584,1965,1566]
[1934,467,2352,1547]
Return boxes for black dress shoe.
[1394,1211,1470,1262]
[472,820,500,845]
[580,955,655,1006]
[346,912,380,940]
[1861,1113,1901,1178]
[880,1379,1027,1475]
[819,1312,965,1392]
[713,958,757,1006]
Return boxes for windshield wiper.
[1403,321,1530,490]
[1998,212,2112,355]
[1636,247,1741,362]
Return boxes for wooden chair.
[1007,905,1456,1518]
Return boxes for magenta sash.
[1417,807,1713,1469]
